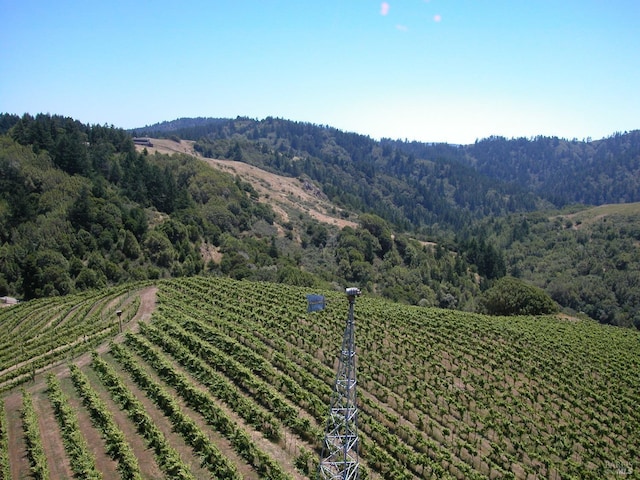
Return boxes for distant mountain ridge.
[134,117,640,211]
[135,117,544,233]
[464,132,640,205]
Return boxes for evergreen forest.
[1,113,639,328]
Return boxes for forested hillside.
[0,113,276,298]
[137,117,640,212]
[133,117,640,328]
[2,113,639,328]
[0,114,488,313]
[464,133,640,205]
[137,117,544,233]
[469,204,640,328]
[375,132,640,207]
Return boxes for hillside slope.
[138,136,640,329]
[135,137,357,229]
[1,278,638,479]
[136,117,640,212]
[3,113,639,328]
[473,202,640,327]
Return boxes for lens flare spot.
[380,2,390,16]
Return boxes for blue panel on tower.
[306,294,326,312]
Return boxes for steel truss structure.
[318,287,361,480]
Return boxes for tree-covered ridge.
[0,114,277,299]
[136,117,640,216]
[463,132,640,205]
[137,117,544,233]
[0,113,491,313]
[390,132,640,206]
[3,113,639,328]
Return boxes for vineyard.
[1,277,639,479]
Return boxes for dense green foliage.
[0,113,486,314]
[383,132,640,207]
[139,117,640,218]
[465,133,640,205]
[0,114,278,299]
[471,205,640,328]
[3,112,640,327]
[479,276,558,316]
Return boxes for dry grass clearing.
[136,138,358,230]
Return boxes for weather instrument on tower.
[314,287,361,480]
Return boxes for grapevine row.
[90,352,196,480]
[68,364,143,480]
[21,390,49,480]
[152,304,423,479]
[0,324,118,393]
[46,373,102,479]
[136,322,281,440]
[151,315,323,443]
[160,286,490,479]
[0,398,9,480]
[107,342,243,480]
[121,332,294,480]
[160,276,640,478]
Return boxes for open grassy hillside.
[1,277,638,479]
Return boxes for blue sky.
[1,1,638,144]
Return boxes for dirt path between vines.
[75,285,158,367]
[3,286,159,478]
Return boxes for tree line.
[2,112,638,328]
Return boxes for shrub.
[479,276,559,316]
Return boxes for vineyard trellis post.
[318,287,361,480]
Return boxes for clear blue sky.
[1,1,638,144]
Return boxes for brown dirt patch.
[137,137,358,230]
[4,392,30,479]
[135,137,198,156]
[33,390,74,479]
[200,242,222,265]
[556,313,580,322]
[203,158,358,230]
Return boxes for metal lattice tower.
[318,287,361,480]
